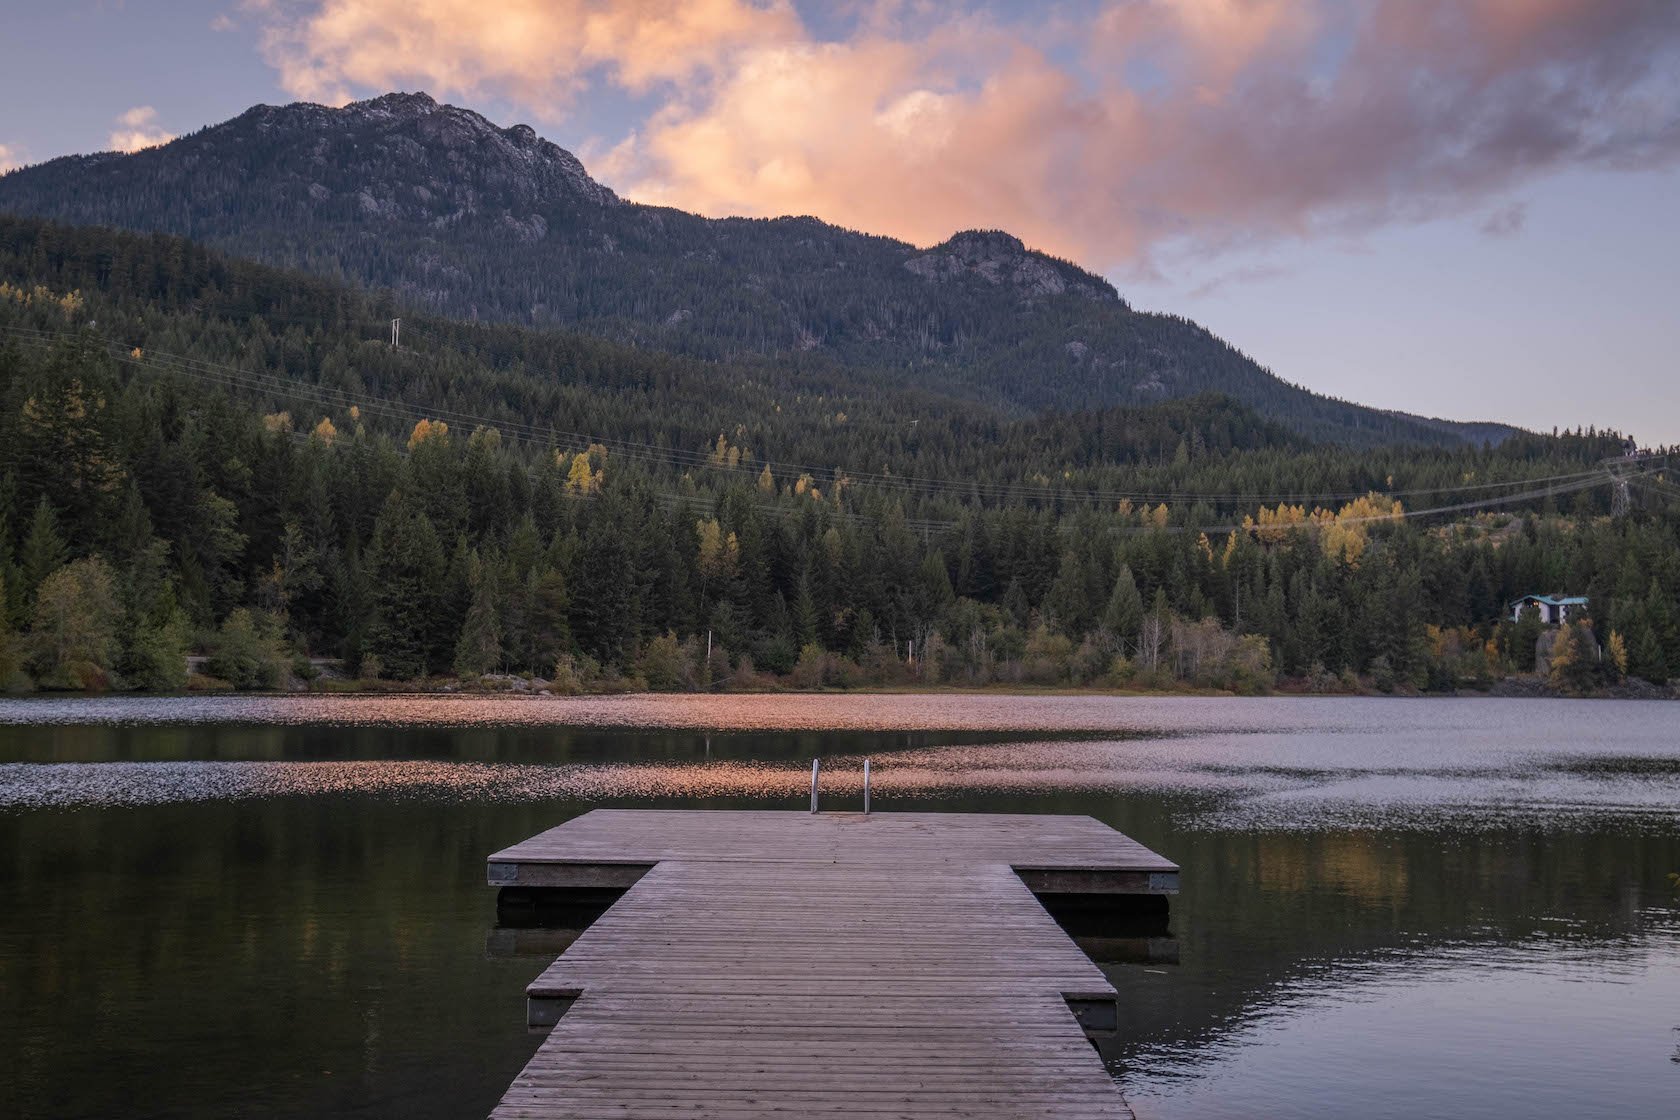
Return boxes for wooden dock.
[486,810,1178,1119]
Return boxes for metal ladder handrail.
[809,757,871,815]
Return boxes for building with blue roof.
[1509,594,1589,625]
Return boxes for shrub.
[637,632,688,691]
[29,557,121,690]
[204,609,291,689]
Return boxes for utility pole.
[1607,438,1638,519]
[390,317,401,348]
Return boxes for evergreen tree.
[1101,565,1144,647]
[20,498,67,602]
[453,550,503,677]
[792,570,819,649]
[365,489,446,679]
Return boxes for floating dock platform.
[486,809,1178,1119]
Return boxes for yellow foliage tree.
[1547,625,1578,690]
[565,453,601,494]
[312,417,338,446]
[1243,493,1403,566]
[1607,630,1628,679]
[695,518,739,582]
[408,418,448,449]
[1243,503,1308,542]
[757,464,775,494]
[1320,493,1403,565]
[262,411,292,433]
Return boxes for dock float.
[486,809,1178,1119]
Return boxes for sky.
[1,0,1678,442]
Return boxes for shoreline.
[3,678,1674,702]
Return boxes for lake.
[2,694,1677,1118]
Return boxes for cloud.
[246,0,1680,271]
[1478,202,1528,238]
[1187,263,1291,300]
[254,0,800,115]
[0,143,23,174]
[108,107,176,153]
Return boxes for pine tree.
[20,498,68,603]
[1101,564,1144,646]
[571,514,634,665]
[452,550,502,677]
[0,566,20,686]
[1044,548,1094,635]
[365,489,446,679]
[793,570,819,648]
[523,567,571,671]
[914,551,954,632]
[1632,624,1668,684]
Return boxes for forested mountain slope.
[4,215,1672,700]
[0,216,1592,519]
[0,92,1511,448]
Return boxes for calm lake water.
[2,694,1677,1119]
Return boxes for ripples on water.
[1120,920,1680,1120]
[4,693,1678,1120]
[2,694,1677,831]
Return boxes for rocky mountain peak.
[350,90,439,118]
[904,228,1118,303]
[206,91,621,211]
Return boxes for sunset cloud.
[108,106,176,153]
[0,143,23,174]
[254,0,800,112]
[247,0,1680,272]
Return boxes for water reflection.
[1115,921,1680,1120]
[4,707,1678,833]
[2,695,1678,1119]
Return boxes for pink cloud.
[108,107,176,153]
[254,0,800,114]
[249,0,1680,270]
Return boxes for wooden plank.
[487,811,1160,1119]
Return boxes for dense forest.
[0,91,1512,448]
[0,217,1675,697]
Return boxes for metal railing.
[809,758,871,815]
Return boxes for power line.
[398,319,1608,505]
[1,320,1630,515]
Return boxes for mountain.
[0,91,1512,447]
[0,213,1657,691]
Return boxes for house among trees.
[1509,594,1589,625]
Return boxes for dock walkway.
[486,810,1177,1119]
